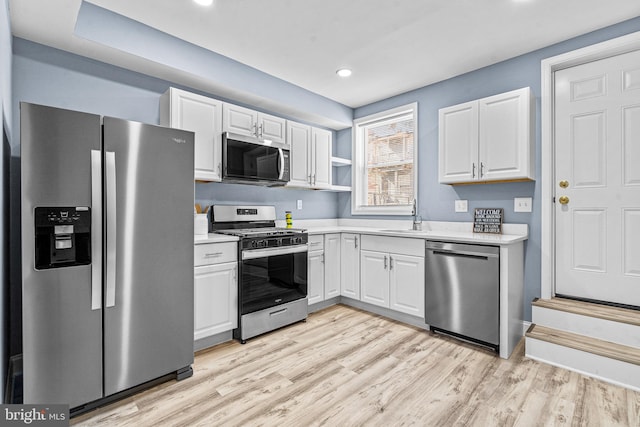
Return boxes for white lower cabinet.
[340,233,360,299]
[359,235,425,318]
[323,234,341,299]
[308,233,341,305]
[307,235,325,305]
[360,250,389,307]
[193,242,238,341]
[389,254,425,317]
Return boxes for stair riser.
[532,305,640,348]
[526,337,640,392]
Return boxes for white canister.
[194,214,208,236]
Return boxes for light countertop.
[195,220,528,246]
[194,233,239,244]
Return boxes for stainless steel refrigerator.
[20,102,195,410]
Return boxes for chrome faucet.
[412,199,422,231]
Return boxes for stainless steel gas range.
[210,205,308,343]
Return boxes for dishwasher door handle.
[430,249,498,260]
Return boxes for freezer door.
[20,103,103,407]
[102,117,194,396]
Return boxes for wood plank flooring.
[72,304,640,426]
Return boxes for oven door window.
[240,251,307,314]
[226,140,280,180]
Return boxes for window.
[352,103,417,215]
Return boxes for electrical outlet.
[455,200,468,212]
[514,197,532,213]
[297,200,303,210]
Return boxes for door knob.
[559,180,569,188]
[558,196,570,205]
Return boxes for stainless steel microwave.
[222,132,290,186]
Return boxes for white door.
[438,101,478,183]
[194,262,237,340]
[308,250,325,305]
[360,250,389,308]
[258,113,286,145]
[389,254,425,317]
[167,89,223,181]
[312,127,332,189]
[554,49,640,306]
[479,87,532,181]
[223,104,257,136]
[340,234,360,299]
[323,234,341,299]
[287,122,311,188]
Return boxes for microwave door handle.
[278,148,285,180]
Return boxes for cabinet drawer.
[308,234,324,252]
[361,235,424,257]
[194,242,237,266]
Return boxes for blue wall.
[11,39,341,221]
[338,16,640,320]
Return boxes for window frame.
[351,102,418,216]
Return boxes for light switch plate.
[455,200,468,212]
[514,197,532,212]
[297,200,303,210]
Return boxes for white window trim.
[351,102,418,216]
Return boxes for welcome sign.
[473,208,504,234]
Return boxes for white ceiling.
[9,0,640,108]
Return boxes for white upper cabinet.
[312,128,332,189]
[439,100,478,183]
[287,122,312,188]
[160,88,223,181]
[223,103,286,145]
[287,121,332,189]
[439,87,534,184]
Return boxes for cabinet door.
[360,250,389,308]
[479,87,533,181]
[438,100,478,184]
[287,121,312,188]
[258,113,286,145]
[389,254,425,318]
[163,89,223,181]
[340,234,360,299]
[323,234,341,299]
[194,262,238,340]
[312,127,332,189]
[308,250,325,305]
[223,104,257,136]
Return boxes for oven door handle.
[242,245,308,260]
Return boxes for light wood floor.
[72,304,640,426]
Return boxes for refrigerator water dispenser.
[34,207,91,269]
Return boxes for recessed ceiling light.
[336,68,352,78]
[194,0,213,6]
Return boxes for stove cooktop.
[215,227,306,238]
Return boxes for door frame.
[541,30,640,299]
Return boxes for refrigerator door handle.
[106,151,117,308]
[90,150,103,310]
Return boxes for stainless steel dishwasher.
[425,241,500,351]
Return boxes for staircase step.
[526,324,640,366]
[525,324,640,391]
[532,297,640,326]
